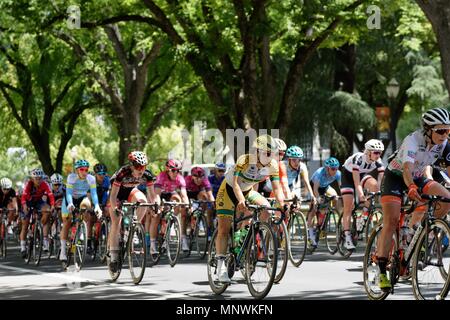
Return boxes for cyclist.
[59,160,102,262]
[50,173,65,225]
[0,177,19,235]
[284,145,316,204]
[215,134,285,283]
[307,157,341,248]
[186,166,215,239]
[20,169,55,258]
[340,139,385,250]
[93,163,110,211]
[208,163,226,199]
[261,138,291,199]
[376,107,450,292]
[109,151,159,271]
[154,159,190,252]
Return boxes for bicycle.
[94,215,109,264]
[284,196,308,268]
[46,205,61,260]
[0,208,11,258]
[363,194,450,300]
[207,202,285,299]
[336,191,382,258]
[148,201,188,267]
[307,195,340,255]
[61,207,88,271]
[106,202,153,284]
[23,206,43,266]
[186,200,213,259]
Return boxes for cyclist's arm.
[424,165,433,180]
[109,183,120,209]
[402,162,416,187]
[232,176,246,204]
[271,180,285,206]
[206,190,215,202]
[180,187,189,204]
[12,196,18,213]
[147,184,160,205]
[312,180,320,199]
[377,171,384,190]
[301,168,314,199]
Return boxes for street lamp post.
[386,78,400,153]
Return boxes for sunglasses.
[133,165,146,171]
[193,175,204,178]
[432,128,450,136]
[78,167,89,172]
[169,169,180,173]
[372,151,381,155]
[259,150,274,157]
[329,168,338,171]
[53,184,61,187]
[96,172,106,176]
[217,170,225,173]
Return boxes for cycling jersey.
[224,154,279,192]
[66,173,99,207]
[343,152,385,174]
[185,175,212,193]
[0,189,16,208]
[388,129,450,178]
[208,174,224,198]
[310,167,342,188]
[51,184,66,201]
[96,176,111,206]
[285,160,307,189]
[111,166,155,189]
[21,180,55,206]
[154,171,186,193]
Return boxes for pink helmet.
[191,167,205,177]
[166,159,182,171]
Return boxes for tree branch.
[103,24,129,70]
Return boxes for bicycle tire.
[194,214,208,259]
[274,220,288,284]
[99,219,109,264]
[411,219,450,300]
[207,228,231,295]
[33,222,43,266]
[74,221,88,271]
[107,236,124,281]
[336,212,358,258]
[128,223,147,284]
[325,209,339,255]
[245,221,278,299]
[288,211,307,267]
[0,221,6,258]
[166,216,181,267]
[365,210,382,243]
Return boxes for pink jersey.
[185,175,211,193]
[154,172,186,193]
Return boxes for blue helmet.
[74,159,90,169]
[215,162,226,170]
[286,145,304,159]
[324,157,339,168]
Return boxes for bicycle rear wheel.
[363,223,397,300]
[74,221,88,271]
[245,222,277,299]
[412,219,450,300]
[207,229,232,295]
[166,216,181,267]
[128,223,147,284]
[325,209,339,255]
[288,211,307,267]
[33,222,43,266]
[274,221,288,284]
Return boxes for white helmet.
[0,178,12,189]
[29,168,44,178]
[50,173,63,184]
[422,108,450,127]
[274,138,287,152]
[365,139,384,152]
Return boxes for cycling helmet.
[364,139,384,152]
[0,177,12,189]
[422,107,450,127]
[94,163,108,174]
[253,134,277,152]
[324,157,340,168]
[191,167,205,177]
[74,159,90,169]
[128,151,148,166]
[30,168,44,178]
[215,162,226,170]
[50,173,63,184]
[286,145,304,159]
[166,159,182,170]
[274,138,287,152]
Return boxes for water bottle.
[356,215,364,232]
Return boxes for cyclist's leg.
[19,203,32,256]
[60,197,73,260]
[80,196,93,238]
[41,202,51,250]
[421,179,450,218]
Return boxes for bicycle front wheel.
[33,222,43,266]
[365,210,383,243]
[336,213,357,258]
[99,219,109,264]
[194,214,208,259]
[207,229,232,295]
[128,223,147,284]
[166,216,181,267]
[274,221,288,284]
[412,219,450,300]
[288,211,307,267]
[74,221,88,271]
[325,209,339,255]
[245,222,277,300]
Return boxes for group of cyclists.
[1,106,450,299]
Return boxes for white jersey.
[388,129,450,178]
[343,152,385,174]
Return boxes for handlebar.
[245,202,287,225]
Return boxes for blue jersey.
[208,174,224,198]
[66,173,99,207]
[310,167,341,188]
[96,176,111,206]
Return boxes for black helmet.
[94,163,108,174]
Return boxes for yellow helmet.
[253,134,277,152]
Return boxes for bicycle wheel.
[363,223,398,300]
[288,211,307,267]
[325,209,339,255]
[274,221,288,284]
[24,227,33,264]
[336,212,358,258]
[193,214,208,259]
[245,222,277,299]
[32,222,43,266]
[207,229,232,295]
[0,221,6,258]
[107,237,124,281]
[166,216,181,267]
[128,223,147,284]
[74,221,88,271]
[365,210,383,243]
[411,219,450,300]
[99,219,109,264]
